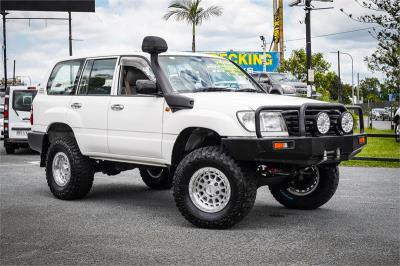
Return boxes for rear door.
[33,59,85,133]
[68,57,118,155]
[8,88,37,140]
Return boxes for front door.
[107,56,164,161]
[67,57,118,155]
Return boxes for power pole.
[305,0,312,86]
[1,11,8,91]
[68,11,72,56]
[337,51,342,103]
[13,59,15,85]
[279,0,284,64]
[273,0,278,52]
[357,73,360,103]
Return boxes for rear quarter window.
[12,90,38,112]
[47,59,85,95]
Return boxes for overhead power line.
[285,26,378,42]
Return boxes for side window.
[47,60,84,95]
[118,57,155,96]
[77,60,94,95]
[77,58,117,95]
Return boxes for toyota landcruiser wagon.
[28,36,367,229]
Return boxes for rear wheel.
[139,167,172,190]
[5,143,15,154]
[46,137,94,200]
[395,122,400,143]
[269,165,339,210]
[173,146,257,229]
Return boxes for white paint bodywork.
[32,52,323,167]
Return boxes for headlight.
[315,112,330,135]
[340,112,354,133]
[237,111,288,133]
[281,84,295,94]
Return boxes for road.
[1,147,399,265]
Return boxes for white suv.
[28,36,367,229]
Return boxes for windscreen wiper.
[236,88,263,93]
[194,87,232,93]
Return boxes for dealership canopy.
[0,0,95,12]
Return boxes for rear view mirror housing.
[136,80,158,94]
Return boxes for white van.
[3,86,37,154]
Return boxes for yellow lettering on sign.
[248,54,253,65]
[219,53,228,59]
[238,54,247,65]
[253,54,262,65]
[266,54,273,66]
[228,53,238,63]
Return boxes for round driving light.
[340,112,354,133]
[316,112,331,135]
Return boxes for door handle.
[71,103,82,109]
[111,104,124,111]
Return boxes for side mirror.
[142,36,168,54]
[136,80,158,94]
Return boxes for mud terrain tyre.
[139,167,172,190]
[173,146,257,229]
[46,137,94,200]
[269,165,339,210]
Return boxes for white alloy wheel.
[52,152,71,187]
[189,167,231,213]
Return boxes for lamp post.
[340,52,354,105]
[260,36,267,73]
[330,51,354,104]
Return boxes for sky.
[2,0,383,85]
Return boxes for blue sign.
[207,51,280,73]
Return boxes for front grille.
[282,107,344,137]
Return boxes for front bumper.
[222,134,367,166]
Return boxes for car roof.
[55,51,221,63]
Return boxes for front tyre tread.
[173,146,257,229]
[269,166,339,210]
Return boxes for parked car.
[28,36,367,229]
[394,108,400,143]
[370,108,390,121]
[3,86,37,154]
[0,104,4,140]
[251,72,319,98]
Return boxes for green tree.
[358,77,382,103]
[341,0,400,92]
[278,49,331,82]
[163,0,223,52]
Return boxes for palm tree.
[163,0,223,52]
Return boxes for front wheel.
[269,166,339,210]
[139,167,172,190]
[395,122,400,143]
[173,146,257,229]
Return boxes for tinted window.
[77,60,94,95]
[47,60,84,95]
[119,57,155,95]
[77,58,117,96]
[12,90,37,112]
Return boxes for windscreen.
[13,90,37,112]
[158,56,263,93]
[269,73,299,82]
